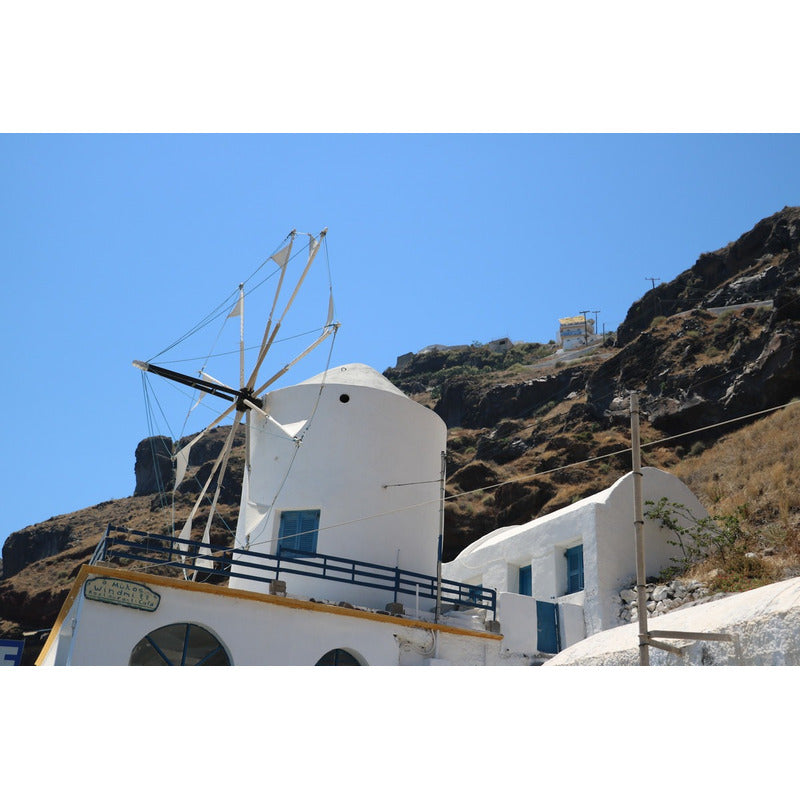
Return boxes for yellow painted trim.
[36,564,501,664]
[35,564,96,665]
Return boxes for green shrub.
[644,497,744,572]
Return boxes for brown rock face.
[616,206,800,347]
[133,435,174,496]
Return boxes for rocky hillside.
[4,206,800,664]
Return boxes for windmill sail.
[133,228,338,579]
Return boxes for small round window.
[129,623,231,666]
[339,393,350,404]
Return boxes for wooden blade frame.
[136,229,336,573]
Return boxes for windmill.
[133,228,339,577]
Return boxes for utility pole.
[646,278,660,317]
[627,394,736,664]
[579,309,591,345]
[629,392,650,666]
[592,310,600,338]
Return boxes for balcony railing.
[90,525,496,618]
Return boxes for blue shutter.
[566,544,584,593]
[278,510,320,556]
[518,565,532,596]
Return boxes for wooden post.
[630,392,650,666]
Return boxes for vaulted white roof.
[299,363,407,397]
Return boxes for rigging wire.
[249,396,800,549]
[154,325,332,366]
[146,230,308,364]
[119,397,800,579]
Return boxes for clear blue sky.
[2,4,800,549]
[2,132,799,546]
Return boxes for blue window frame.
[565,544,584,594]
[518,564,532,596]
[278,509,320,557]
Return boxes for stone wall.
[616,578,719,623]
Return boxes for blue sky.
[2,132,800,546]
[2,4,800,550]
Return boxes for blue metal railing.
[90,525,496,618]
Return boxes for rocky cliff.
[4,206,800,664]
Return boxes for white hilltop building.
[558,314,597,350]
[442,467,709,657]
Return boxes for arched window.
[129,623,231,666]
[315,648,361,666]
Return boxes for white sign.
[84,577,161,612]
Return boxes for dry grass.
[668,401,800,588]
[672,402,800,527]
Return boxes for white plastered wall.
[39,570,507,666]
[443,468,709,647]
[230,364,446,610]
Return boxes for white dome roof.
[299,363,407,397]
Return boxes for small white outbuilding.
[442,467,708,657]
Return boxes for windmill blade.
[175,413,241,561]
[275,231,323,327]
[246,320,282,391]
[170,397,239,489]
[240,396,307,441]
[193,409,244,578]
[251,320,338,398]
[245,230,325,392]
[199,370,231,387]
[245,235,296,391]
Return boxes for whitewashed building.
[442,468,708,657]
[558,315,595,350]
[36,364,524,667]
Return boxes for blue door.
[536,600,560,653]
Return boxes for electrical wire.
[244,396,800,550]
[118,397,800,580]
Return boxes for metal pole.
[435,450,446,624]
[580,310,590,345]
[630,392,650,666]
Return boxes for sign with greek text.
[84,577,161,612]
[0,639,25,666]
